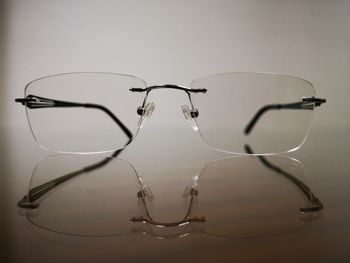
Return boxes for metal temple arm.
[244,97,326,135]
[17,146,125,209]
[15,95,133,140]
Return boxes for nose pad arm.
[138,102,155,129]
[181,105,199,131]
[182,174,199,203]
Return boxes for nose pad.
[181,105,199,131]
[138,102,155,129]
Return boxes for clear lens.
[25,72,146,153]
[26,155,142,236]
[194,156,311,238]
[191,72,315,154]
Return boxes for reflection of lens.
[195,156,311,238]
[191,72,315,154]
[27,155,142,236]
[25,73,146,153]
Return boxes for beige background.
[1,0,349,130]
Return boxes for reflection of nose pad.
[138,102,155,129]
[137,184,155,207]
[181,105,199,131]
[182,174,199,203]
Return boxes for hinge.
[302,97,326,107]
[15,95,55,108]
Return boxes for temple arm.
[244,97,326,135]
[245,145,323,212]
[17,148,125,209]
[15,95,133,140]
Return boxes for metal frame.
[244,96,326,135]
[15,80,326,152]
[15,95,133,142]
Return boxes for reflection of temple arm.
[15,95,133,140]
[244,97,326,135]
[17,148,124,209]
[245,145,323,212]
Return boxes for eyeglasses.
[15,72,326,154]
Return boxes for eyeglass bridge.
[131,187,206,228]
[132,84,203,118]
[130,84,207,94]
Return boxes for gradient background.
[1,0,349,130]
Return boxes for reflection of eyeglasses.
[19,146,323,239]
[15,72,326,154]
[19,153,204,238]
[192,150,323,238]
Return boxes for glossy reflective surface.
[2,119,350,262]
